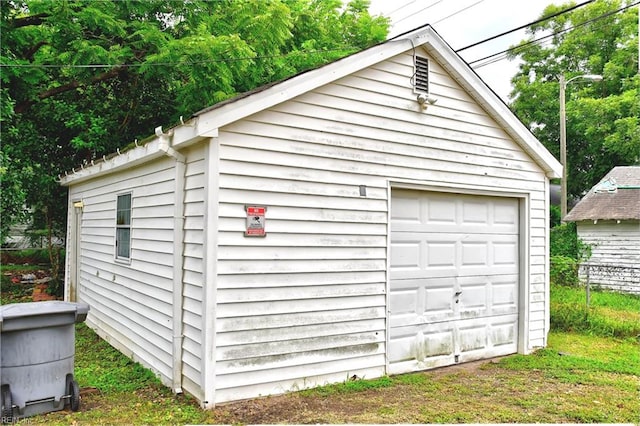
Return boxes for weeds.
[550,284,640,338]
[300,375,394,397]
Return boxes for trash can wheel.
[68,380,80,412]
[1,385,13,423]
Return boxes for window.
[116,193,131,259]
[414,55,429,94]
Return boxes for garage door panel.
[390,277,456,326]
[391,189,519,234]
[427,242,457,268]
[492,277,519,309]
[392,233,518,280]
[390,289,419,316]
[491,320,518,347]
[390,241,422,270]
[457,315,518,354]
[389,315,518,367]
[424,286,455,315]
[459,324,488,352]
[388,326,455,363]
[390,190,520,373]
[458,284,487,310]
[493,240,519,266]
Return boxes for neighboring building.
[60,26,562,407]
[565,166,640,294]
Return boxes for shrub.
[549,204,562,228]
[550,222,590,260]
[0,248,52,265]
[550,255,580,287]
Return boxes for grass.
[551,284,640,338]
[8,284,640,424]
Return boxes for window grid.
[116,193,131,260]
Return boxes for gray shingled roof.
[565,166,640,221]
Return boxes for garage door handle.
[454,291,463,297]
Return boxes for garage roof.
[61,25,562,186]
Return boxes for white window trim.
[115,192,132,262]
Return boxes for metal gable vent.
[414,56,429,94]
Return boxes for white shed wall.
[67,147,208,394]
[212,50,549,403]
[577,220,640,294]
[68,157,177,384]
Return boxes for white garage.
[62,25,562,406]
[389,189,521,374]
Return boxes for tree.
[508,0,639,200]
[0,0,389,245]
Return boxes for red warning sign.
[245,206,266,237]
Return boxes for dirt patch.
[209,361,486,423]
[1,269,60,303]
[205,358,638,424]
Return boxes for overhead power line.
[392,1,443,26]
[433,0,486,25]
[455,0,594,52]
[469,1,640,68]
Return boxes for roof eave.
[61,26,563,185]
[60,139,166,186]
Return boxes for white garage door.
[388,189,520,375]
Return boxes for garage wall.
[68,157,178,386]
[67,146,208,397]
[213,49,548,403]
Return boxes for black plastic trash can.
[0,301,89,422]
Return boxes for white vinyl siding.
[212,50,548,403]
[69,157,177,387]
[577,220,640,294]
[181,145,207,399]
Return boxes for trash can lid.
[0,301,90,330]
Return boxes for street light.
[559,73,603,221]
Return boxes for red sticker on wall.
[245,206,266,237]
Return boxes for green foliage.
[0,248,55,264]
[550,222,591,286]
[300,375,394,396]
[550,284,640,338]
[550,255,580,286]
[0,0,389,246]
[550,222,590,260]
[509,1,639,199]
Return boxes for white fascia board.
[59,139,166,186]
[423,33,562,179]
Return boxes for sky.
[368,0,556,102]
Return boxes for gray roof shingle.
[565,166,640,221]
